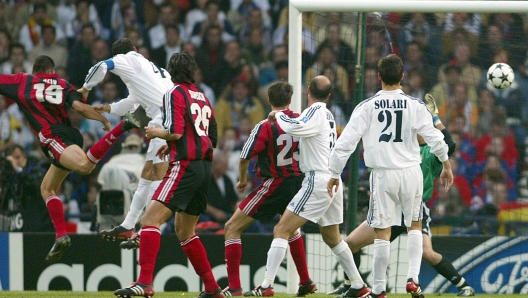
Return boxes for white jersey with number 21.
[329,89,448,177]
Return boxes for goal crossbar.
[287,0,528,112]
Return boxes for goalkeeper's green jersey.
[420,144,442,203]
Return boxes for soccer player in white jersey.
[327,54,454,298]
[246,76,371,298]
[77,38,174,242]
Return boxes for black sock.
[432,256,469,289]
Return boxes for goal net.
[287,0,528,295]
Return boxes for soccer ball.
[487,63,514,89]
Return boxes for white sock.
[121,178,151,230]
[149,180,162,199]
[372,239,390,294]
[261,238,288,288]
[407,230,423,282]
[331,240,364,289]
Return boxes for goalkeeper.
[329,94,475,297]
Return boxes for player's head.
[112,38,135,56]
[268,80,293,108]
[308,75,332,101]
[377,54,404,86]
[168,51,197,84]
[32,55,55,74]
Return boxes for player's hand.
[237,179,248,192]
[93,104,110,113]
[156,144,169,159]
[327,178,340,197]
[268,110,277,123]
[440,168,454,190]
[77,87,90,99]
[145,126,162,139]
[102,120,111,131]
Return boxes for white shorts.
[366,165,423,229]
[146,118,168,164]
[287,171,343,227]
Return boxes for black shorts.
[152,159,211,216]
[238,175,304,221]
[390,204,432,241]
[38,124,83,170]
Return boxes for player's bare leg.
[41,164,72,263]
[59,145,98,175]
[345,221,377,253]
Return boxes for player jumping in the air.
[0,55,140,263]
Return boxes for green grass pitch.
[0,292,522,298]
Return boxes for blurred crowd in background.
[1,0,528,235]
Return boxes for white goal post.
[285,0,528,294]
[287,0,528,112]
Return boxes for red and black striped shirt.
[162,83,217,162]
[240,109,302,178]
[0,73,82,135]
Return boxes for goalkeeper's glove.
[424,93,441,125]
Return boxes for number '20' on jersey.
[0,73,82,135]
[162,84,217,162]
[240,109,302,178]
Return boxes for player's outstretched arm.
[92,104,110,114]
[145,126,181,141]
[77,86,90,99]
[72,100,111,131]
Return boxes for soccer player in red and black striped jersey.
[222,81,314,297]
[0,55,139,263]
[114,51,222,298]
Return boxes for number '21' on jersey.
[0,73,82,135]
[240,109,302,178]
[162,84,217,162]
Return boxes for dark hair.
[33,2,47,12]
[81,24,95,34]
[165,23,180,35]
[76,0,90,7]
[309,77,332,100]
[274,60,288,70]
[268,80,293,107]
[443,64,462,75]
[316,42,336,59]
[168,51,197,84]
[205,0,219,10]
[377,54,403,85]
[4,144,25,157]
[33,55,55,73]
[112,38,134,56]
[405,41,423,52]
[9,43,26,57]
[40,24,55,35]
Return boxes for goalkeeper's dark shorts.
[390,204,432,241]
